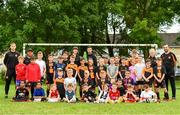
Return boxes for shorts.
[143,79,154,87]
[26,82,37,88]
[46,75,54,84]
[135,81,144,85]
[154,80,166,88]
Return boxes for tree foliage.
[0,0,179,55]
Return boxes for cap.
[57,68,63,71]
[73,47,78,50]
[27,48,33,52]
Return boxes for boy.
[65,83,76,103]
[46,54,55,97]
[55,68,65,100]
[123,70,134,91]
[66,55,78,78]
[154,57,169,102]
[108,83,122,103]
[119,57,129,79]
[96,58,106,80]
[107,57,119,81]
[123,84,139,103]
[142,59,154,87]
[13,81,29,102]
[116,80,125,96]
[96,84,109,103]
[54,56,66,78]
[35,51,46,82]
[62,51,69,66]
[78,57,88,81]
[33,82,46,102]
[64,69,77,91]
[47,85,60,102]
[82,84,97,103]
[26,56,41,98]
[98,70,109,91]
[15,56,27,88]
[134,56,145,97]
[140,84,157,103]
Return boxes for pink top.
[129,66,136,82]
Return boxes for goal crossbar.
[23,43,158,56]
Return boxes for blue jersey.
[33,88,45,96]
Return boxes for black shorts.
[26,82,37,88]
[144,79,154,87]
[135,81,144,85]
[46,75,54,84]
[154,80,166,88]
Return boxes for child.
[154,57,169,102]
[64,69,77,91]
[119,57,129,79]
[140,84,157,103]
[15,56,26,88]
[82,84,97,103]
[107,57,119,81]
[13,81,29,102]
[47,85,60,102]
[26,56,41,98]
[96,84,109,103]
[142,59,154,87]
[55,68,65,100]
[129,58,136,83]
[116,80,125,96]
[96,58,106,80]
[87,58,98,91]
[78,57,88,82]
[65,83,76,103]
[35,51,46,82]
[98,70,109,91]
[134,56,145,97]
[46,54,55,97]
[123,84,139,103]
[66,55,78,78]
[62,51,69,66]
[108,83,122,103]
[33,82,46,102]
[123,70,134,91]
[54,56,66,78]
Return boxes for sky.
[160,22,180,33]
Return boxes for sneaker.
[172,97,176,101]
[5,95,8,99]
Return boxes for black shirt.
[3,51,20,69]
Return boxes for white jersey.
[64,77,77,89]
[35,59,46,77]
[134,63,145,81]
[140,90,156,99]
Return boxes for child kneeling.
[64,83,76,103]
[12,81,29,102]
[96,84,109,103]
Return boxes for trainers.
[172,97,176,101]
[5,95,8,99]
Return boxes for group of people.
[3,43,177,103]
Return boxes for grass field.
[1,81,180,114]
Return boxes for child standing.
[119,57,129,79]
[26,56,41,98]
[123,70,134,91]
[66,55,78,78]
[107,57,119,81]
[15,56,26,88]
[142,59,154,87]
[55,68,65,100]
[154,58,169,102]
[54,56,66,78]
[35,51,46,82]
[46,54,55,97]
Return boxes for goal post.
[23,43,158,57]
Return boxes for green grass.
[1,81,180,114]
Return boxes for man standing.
[87,47,97,66]
[161,44,177,100]
[24,48,33,65]
[4,43,20,98]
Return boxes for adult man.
[24,48,33,65]
[87,47,97,66]
[4,43,20,98]
[161,44,177,100]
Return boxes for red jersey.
[26,63,41,82]
[16,63,27,81]
[109,89,120,100]
[50,90,59,98]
